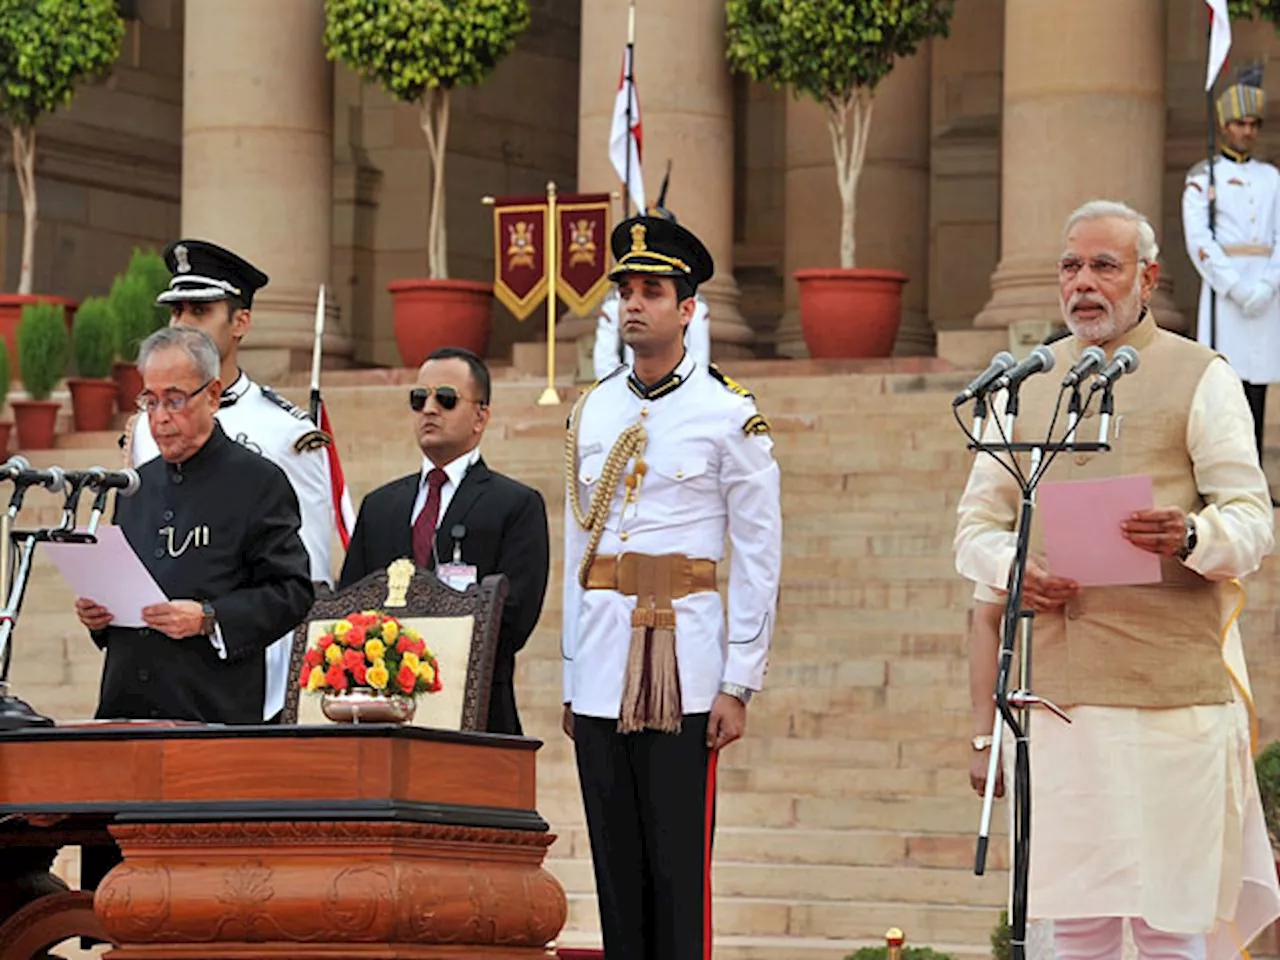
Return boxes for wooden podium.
[0,723,567,959]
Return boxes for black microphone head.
[1029,344,1056,372]
[1116,345,1140,372]
[120,468,141,497]
[43,466,65,492]
[1081,345,1105,365]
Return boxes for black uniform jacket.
[93,424,314,724]
[337,456,549,735]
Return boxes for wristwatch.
[719,682,753,705]
[1177,515,1198,561]
[971,734,993,752]
[199,602,217,637]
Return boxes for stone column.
[181,0,350,379]
[975,0,1185,334]
[776,49,933,357]
[566,0,753,364]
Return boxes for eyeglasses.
[1057,256,1148,281]
[137,378,214,414]
[409,385,484,412]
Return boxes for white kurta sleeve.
[1183,167,1246,298]
[1182,358,1275,580]
[954,397,1022,592]
[719,407,782,692]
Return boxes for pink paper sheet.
[1035,475,1162,587]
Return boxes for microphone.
[3,460,65,519]
[1061,346,1106,388]
[65,467,141,496]
[952,351,1016,406]
[992,345,1056,393]
[1088,345,1140,393]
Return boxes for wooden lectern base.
[0,723,567,959]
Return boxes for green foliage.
[725,0,956,107]
[0,0,124,131]
[1228,0,1280,22]
[0,339,12,409]
[125,247,171,331]
[109,273,162,364]
[991,910,1011,960]
[845,947,958,960]
[72,295,113,379]
[322,0,531,104]
[16,300,68,401]
[1256,740,1280,847]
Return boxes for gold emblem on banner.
[567,219,598,268]
[507,221,537,271]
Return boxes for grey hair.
[1063,199,1160,264]
[137,326,220,382]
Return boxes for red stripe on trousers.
[703,748,719,960]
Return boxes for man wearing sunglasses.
[123,239,336,725]
[562,214,782,959]
[338,347,550,736]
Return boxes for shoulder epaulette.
[260,385,312,423]
[1186,159,1209,181]
[709,362,755,399]
[293,428,332,453]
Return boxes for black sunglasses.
[409,385,483,412]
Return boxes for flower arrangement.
[299,610,442,698]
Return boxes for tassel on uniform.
[618,605,682,734]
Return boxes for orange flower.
[304,647,323,668]
[345,627,366,649]
[342,649,364,673]
[325,663,348,691]
[396,635,415,653]
[411,638,427,658]
[297,664,311,689]
[318,633,335,649]
[396,664,417,695]
[351,661,367,686]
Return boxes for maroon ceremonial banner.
[557,193,612,317]
[491,196,549,321]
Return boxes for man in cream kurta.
[956,200,1279,960]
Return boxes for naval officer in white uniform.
[1184,64,1280,494]
[123,240,335,722]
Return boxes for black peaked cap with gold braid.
[608,215,714,289]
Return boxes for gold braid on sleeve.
[564,389,647,588]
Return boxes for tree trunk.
[420,88,452,281]
[12,127,36,295]
[826,90,875,270]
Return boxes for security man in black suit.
[74,325,314,723]
[338,347,550,735]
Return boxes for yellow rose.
[325,644,343,665]
[418,662,435,685]
[401,651,421,673]
[333,621,352,638]
[365,638,386,661]
[367,662,389,690]
[383,621,399,642]
[403,628,420,643]
[306,665,325,692]
[361,609,378,618]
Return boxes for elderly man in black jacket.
[339,347,549,735]
[74,325,314,724]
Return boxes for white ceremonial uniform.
[562,353,782,717]
[130,371,335,719]
[956,360,1280,957]
[1183,154,1280,383]
[592,290,712,381]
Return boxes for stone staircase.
[12,359,1280,959]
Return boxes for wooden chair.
[282,559,508,730]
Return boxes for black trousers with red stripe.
[573,712,717,960]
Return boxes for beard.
[1061,273,1145,344]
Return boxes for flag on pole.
[609,46,645,214]
[1205,0,1232,91]
[319,401,356,549]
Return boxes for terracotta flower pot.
[111,360,143,414]
[0,422,13,456]
[795,268,908,359]
[388,279,493,368]
[0,294,77,380]
[67,377,119,432]
[12,399,60,450]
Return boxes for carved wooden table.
[0,723,567,959]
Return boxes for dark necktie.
[412,468,448,567]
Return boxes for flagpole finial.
[627,0,635,44]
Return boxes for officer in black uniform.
[76,325,314,723]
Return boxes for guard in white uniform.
[122,240,334,722]
[1183,63,1280,481]
[564,214,782,959]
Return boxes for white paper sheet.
[43,526,168,627]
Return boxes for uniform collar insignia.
[1221,144,1250,164]
[219,370,251,408]
[627,352,695,400]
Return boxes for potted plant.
[0,0,122,369]
[323,0,531,365]
[0,340,13,456]
[13,301,70,450]
[67,296,117,432]
[726,0,955,358]
[299,610,444,724]
[108,249,169,412]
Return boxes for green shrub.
[125,247,170,330]
[72,295,114,379]
[845,947,959,960]
[1257,740,1280,847]
[991,909,1011,960]
[0,339,13,409]
[109,272,162,364]
[17,301,70,401]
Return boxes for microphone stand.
[964,386,1117,960]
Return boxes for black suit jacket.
[338,456,549,735]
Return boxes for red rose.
[325,663,348,691]
[346,628,366,649]
[297,665,311,689]
[396,664,417,694]
[411,638,426,657]
[318,633,335,649]
[304,647,323,667]
[343,649,364,672]
[396,636,414,653]
[351,661,367,686]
